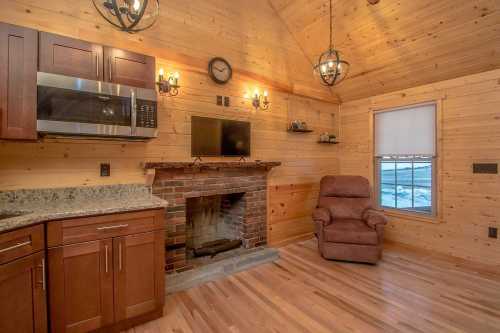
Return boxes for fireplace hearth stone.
[165,246,279,294]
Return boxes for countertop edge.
[0,198,168,234]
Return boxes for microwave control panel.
[136,100,157,128]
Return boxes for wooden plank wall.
[0,0,335,102]
[0,0,340,245]
[339,69,500,266]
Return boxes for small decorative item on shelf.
[288,120,313,132]
[319,132,330,142]
[318,132,338,144]
[157,68,180,97]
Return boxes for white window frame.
[375,155,437,217]
[370,100,443,223]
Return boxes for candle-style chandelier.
[92,0,159,33]
[313,0,350,86]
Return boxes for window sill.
[381,209,443,224]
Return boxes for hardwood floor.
[127,239,500,333]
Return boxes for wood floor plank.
[129,239,500,333]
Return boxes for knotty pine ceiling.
[269,0,500,101]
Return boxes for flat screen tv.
[191,116,251,157]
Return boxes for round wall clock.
[208,57,232,84]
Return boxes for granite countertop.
[0,184,168,234]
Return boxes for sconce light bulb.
[263,90,268,97]
[321,64,327,73]
[254,89,259,97]
[158,68,164,76]
[133,0,140,11]
[328,61,334,68]
[174,72,180,79]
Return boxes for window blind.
[374,103,436,157]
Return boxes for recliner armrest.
[312,207,332,226]
[363,209,388,229]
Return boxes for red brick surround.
[149,162,280,273]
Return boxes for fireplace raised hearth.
[145,161,280,273]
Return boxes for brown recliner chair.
[312,175,387,264]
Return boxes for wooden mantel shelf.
[142,161,282,171]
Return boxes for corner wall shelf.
[287,128,314,133]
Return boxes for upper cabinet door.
[113,231,164,322]
[104,47,155,89]
[48,239,114,333]
[0,252,47,333]
[39,32,103,81]
[0,23,37,140]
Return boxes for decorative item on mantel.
[244,88,270,110]
[313,0,350,86]
[156,68,180,96]
[288,120,313,133]
[318,132,339,144]
[92,0,159,33]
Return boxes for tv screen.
[191,116,251,157]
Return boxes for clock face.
[209,58,232,84]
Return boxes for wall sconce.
[157,68,180,96]
[245,88,270,110]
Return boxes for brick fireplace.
[145,161,280,273]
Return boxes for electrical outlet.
[224,96,230,107]
[216,95,223,106]
[489,227,498,239]
[100,163,111,177]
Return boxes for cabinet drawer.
[0,224,45,264]
[47,209,164,247]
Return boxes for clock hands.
[213,65,227,73]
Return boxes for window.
[374,103,437,215]
[379,157,434,214]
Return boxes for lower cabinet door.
[0,251,47,333]
[114,231,165,322]
[48,239,114,333]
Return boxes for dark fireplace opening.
[186,193,245,262]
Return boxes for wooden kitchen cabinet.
[39,32,103,81]
[38,32,155,89]
[47,209,165,332]
[48,239,114,333]
[0,23,38,140]
[114,231,165,322]
[0,249,47,333]
[104,47,155,89]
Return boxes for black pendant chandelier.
[313,0,350,86]
[92,0,159,33]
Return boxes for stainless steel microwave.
[36,72,158,139]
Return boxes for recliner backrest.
[318,176,373,220]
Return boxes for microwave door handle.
[131,90,137,135]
